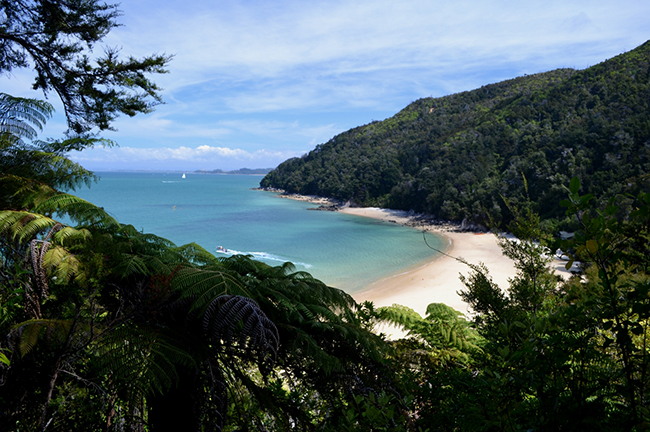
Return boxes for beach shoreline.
[259,189,570,320]
[337,207,517,317]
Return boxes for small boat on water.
[182,173,186,179]
[217,246,228,253]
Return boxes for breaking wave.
[216,248,312,269]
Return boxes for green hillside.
[261,40,650,227]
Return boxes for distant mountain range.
[195,168,274,175]
[261,41,650,228]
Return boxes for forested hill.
[261,40,650,227]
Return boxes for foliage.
[0,0,171,134]
[378,302,482,365]
[4,99,650,432]
[6,2,650,428]
[262,40,650,228]
[0,93,105,211]
[381,178,650,431]
[0,95,405,431]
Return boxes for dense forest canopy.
[262,40,650,228]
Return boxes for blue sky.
[5,0,650,171]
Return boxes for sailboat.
[182,173,186,179]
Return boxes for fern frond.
[378,302,480,355]
[20,216,57,243]
[113,254,150,277]
[425,302,466,321]
[129,231,177,250]
[0,172,56,202]
[0,210,57,242]
[52,226,92,245]
[282,324,343,375]
[34,193,119,229]
[378,304,423,329]
[11,319,74,357]
[174,242,220,266]
[36,151,97,191]
[0,93,53,139]
[203,295,279,374]
[142,255,176,276]
[173,267,247,307]
[42,245,84,285]
[94,325,196,399]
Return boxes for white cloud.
[112,0,649,89]
[103,114,233,140]
[106,0,649,126]
[69,145,304,170]
[5,0,649,170]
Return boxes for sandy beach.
[266,190,572,324]
[338,207,572,312]
[339,207,518,317]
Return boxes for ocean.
[72,172,443,293]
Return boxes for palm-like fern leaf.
[173,266,248,304]
[213,256,392,378]
[203,295,279,375]
[42,245,84,286]
[0,210,57,242]
[94,325,197,399]
[51,226,92,244]
[113,254,152,277]
[11,319,74,357]
[174,242,220,266]
[1,149,96,202]
[34,194,119,229]
[378,303,481,355]
[0,93,53,140]
[33,150,97,191]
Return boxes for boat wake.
[216,247,312,268]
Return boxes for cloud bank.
[69,145,304,171]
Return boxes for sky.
[4,0,650,171]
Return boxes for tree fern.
[0,172,56,209]
[51,226,92,244]
[0,93,53,140]
[174,242,221,266]
[202,295,279,375]
[174,266,250,303]
[42,245,84,286]
[34,193,119,229]
[378,303,482,360]
[0,210,57,242]
[11,318,74,357]
[93,324,197,399]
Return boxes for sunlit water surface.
[72,172,443,292]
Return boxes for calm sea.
[71,172,443,293]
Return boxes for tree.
[0,95,400,431]
[396,178,650,431]
[174,257,405,431]
[0,0,171,134]
[378,302,481,365]
[554,178,650,428]
[0,95,278,431]
[0,192,283,431]
[0,93,105,214]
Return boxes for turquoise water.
[72,172,443,293]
